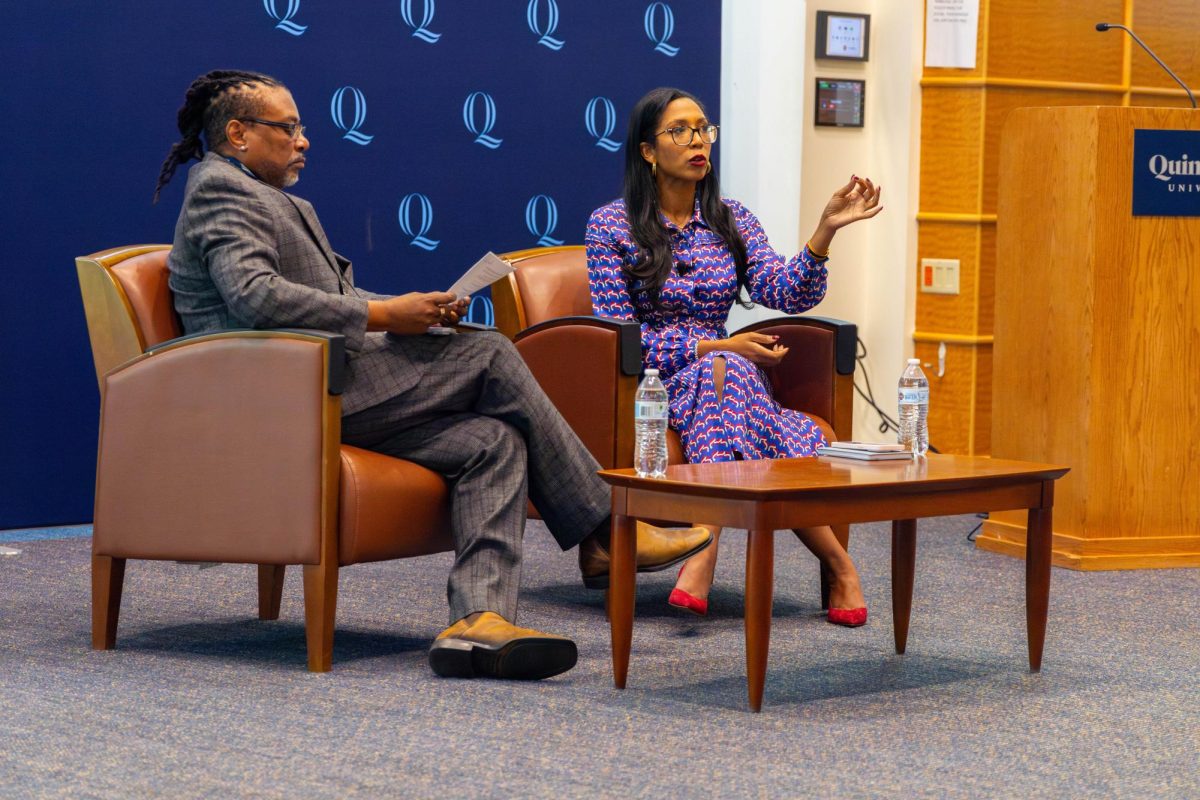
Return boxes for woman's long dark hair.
[621,87,751,308]
[153,69,281,203]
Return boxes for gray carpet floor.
[1,516,1198,799]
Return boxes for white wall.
[719,0,807,293]
[720,0,923,442]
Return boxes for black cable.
[853,336,940,454]
[966,513,988,542]
[853,336,901,436]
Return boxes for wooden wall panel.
[915,340,976,455]
[1130,1,1200,90]
[976,224,996,334]
[987,0,1125,83]
[1129,92,1194,108]
[915,223,982,335]
[972,345,992,455]
[919,88,985,214]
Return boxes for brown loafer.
[428,612,577,680]
[578,522,713,589]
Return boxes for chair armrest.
[732,315,856,374]
[731,315,857,442]
[513,316,641,469]
[93,330,341,564]
[515,316,641,376]
[148,328,346,395]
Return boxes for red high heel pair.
[667,564,708,616]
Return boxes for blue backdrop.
[0,1,721,528]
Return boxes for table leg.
[745,528,774,713]
[891,519,917,655]
[609,512,636,689]
[1026,503,1053,672]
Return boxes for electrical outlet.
[919,258,960,295]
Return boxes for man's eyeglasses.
[238,117,306,140]
[655,124,719,146]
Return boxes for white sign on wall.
[924,0,979,68]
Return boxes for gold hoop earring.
[651,162,657,178]
[705,162,712,176]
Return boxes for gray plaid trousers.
[341,331,610,624]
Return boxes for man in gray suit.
[155,70,710,681]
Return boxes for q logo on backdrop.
[397,193,440,251]
[467,296,495,326]
[644,2,679,56]
[263,0,307,36]
[330,87,374,145]
[400,0,441,43]
[526,0,564,50]
[463,92,503,149]
[585,97,621,153]
[526,195,564,247]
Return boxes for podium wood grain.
[981,106,1200,570]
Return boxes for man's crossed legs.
[343,331,710,679]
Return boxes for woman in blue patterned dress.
[585,87,882,625]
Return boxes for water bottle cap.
[644,369,659,376]
[907,358,920,365]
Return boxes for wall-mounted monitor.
[815,11,870,61]
[814,78,865,128]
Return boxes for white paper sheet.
[924,0,979,69]
[447,251,514,299]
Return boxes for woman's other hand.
[702,332,789,366]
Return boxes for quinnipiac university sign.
[1132,129,1200,216]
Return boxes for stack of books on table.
[816,442,914,461]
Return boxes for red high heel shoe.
[827,607,868,627]
[667,564,708,616]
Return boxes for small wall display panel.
[814,78,865,128]
[815,11,870,61]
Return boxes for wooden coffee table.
[598,454,1069,712]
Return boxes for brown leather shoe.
[428,612,577,680]
[579,522,713,589]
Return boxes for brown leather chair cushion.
[337,445,454,564]
[516,323,623,468]
[513,250,594,327]
[110,250,182,348]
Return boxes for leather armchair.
[77,245,454,671]
[491,245,857,607]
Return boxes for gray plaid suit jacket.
[168,152,415,415]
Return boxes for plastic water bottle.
[898,358,929,457]
[634,369,669,478]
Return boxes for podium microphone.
[1096,22,1197,109]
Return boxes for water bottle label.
[899,388,928,404]
[635,401,668,419]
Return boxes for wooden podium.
[977,106,1200,570]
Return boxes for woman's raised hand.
[819,175,883,231]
